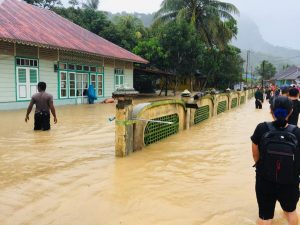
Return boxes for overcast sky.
[86,0,300,50]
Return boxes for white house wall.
[0,54,16,103]
[125,68,134,88]
[39,59,58,99]
[104,66,115,97]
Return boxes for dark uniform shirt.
[255,90,264,102]
[288,99,300,126]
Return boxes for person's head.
[270,96,293,128]
[274,89,280,96]
[288,87,299,98]
[37,82,46,92]
[281,87,289,96]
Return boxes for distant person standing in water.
[288,88,300,126]
[255,87,264,109]
[25,82,57,130]
[265,87,272,101]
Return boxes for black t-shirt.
[251,122,300,175]
[288,99,300,126]
[255,91,263,101]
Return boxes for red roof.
[0,0,148,64]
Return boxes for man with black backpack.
[251,96,300,225]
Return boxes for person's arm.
[25,101,34,122]
[252,142,260,163]
[49,101,57,124]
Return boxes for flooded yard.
[0,99,298,225]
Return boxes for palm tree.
[82,0,99,10]
[154,0,239,48]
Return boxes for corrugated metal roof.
[278,70,300,81]
[0,0,148,64]
[273,66,300,80]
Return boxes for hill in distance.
[232,15,300,70]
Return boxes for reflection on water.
[0,100,298,225]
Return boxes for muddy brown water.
[0,99,299,225]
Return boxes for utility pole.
[245,50,250,85]
[261,60,265,87]
[251,66,253,87]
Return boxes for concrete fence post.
[112,87,138,157]
[181,90,192,130]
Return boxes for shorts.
[256,175,299,220]
[255,100,262,109]
[34,110,50,131]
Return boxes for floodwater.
[0,99,298,225]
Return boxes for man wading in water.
[251,96,300,225]
[25,82,57,130]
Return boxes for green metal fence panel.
[144,114,179,146]
[240,96,245,104]
[194,105,210,124]
[231,98,238,108]
[217,101,227,114]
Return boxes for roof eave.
[0,37,148,64]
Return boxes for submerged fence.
[113,89,255,157]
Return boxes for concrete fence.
[113,88,255,157]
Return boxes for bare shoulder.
[31,92,40,99]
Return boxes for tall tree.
[82,0,99,10]
[201,45,244,89]
[24,0,61,9]
[68,0,79,8]
[53,7,112,35]
[154,0,239,48]
[111,15,147,51]
[255,60,277,80]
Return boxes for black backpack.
[258,122,298,184]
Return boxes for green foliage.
[159,20,204,76]
[82,0,100,10]
[24,0,61,9]
[154,0,239,49]
[201,46,244,89]
[112,15,147,51]
[68,0,79,8]
[133,37,167,69]
[53,7,111,35]
[255,60,277,80]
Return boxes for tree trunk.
[190,74,193,92]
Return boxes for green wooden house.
[0,0,147,110]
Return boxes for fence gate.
[231,98,238,108]
[194,105,210,124]
[144,114,179,145]
[217,101,227,114]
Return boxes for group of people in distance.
[255,85,300,126]
[252,84,300,225]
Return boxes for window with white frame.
[60,71,67,98]
[97,74,103,96]
[90,74,103,97]
[69,72,76,97]
[58,63,104,99]
[16,57,39,101]
[76,73,88,96]
[115,68,124,89]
